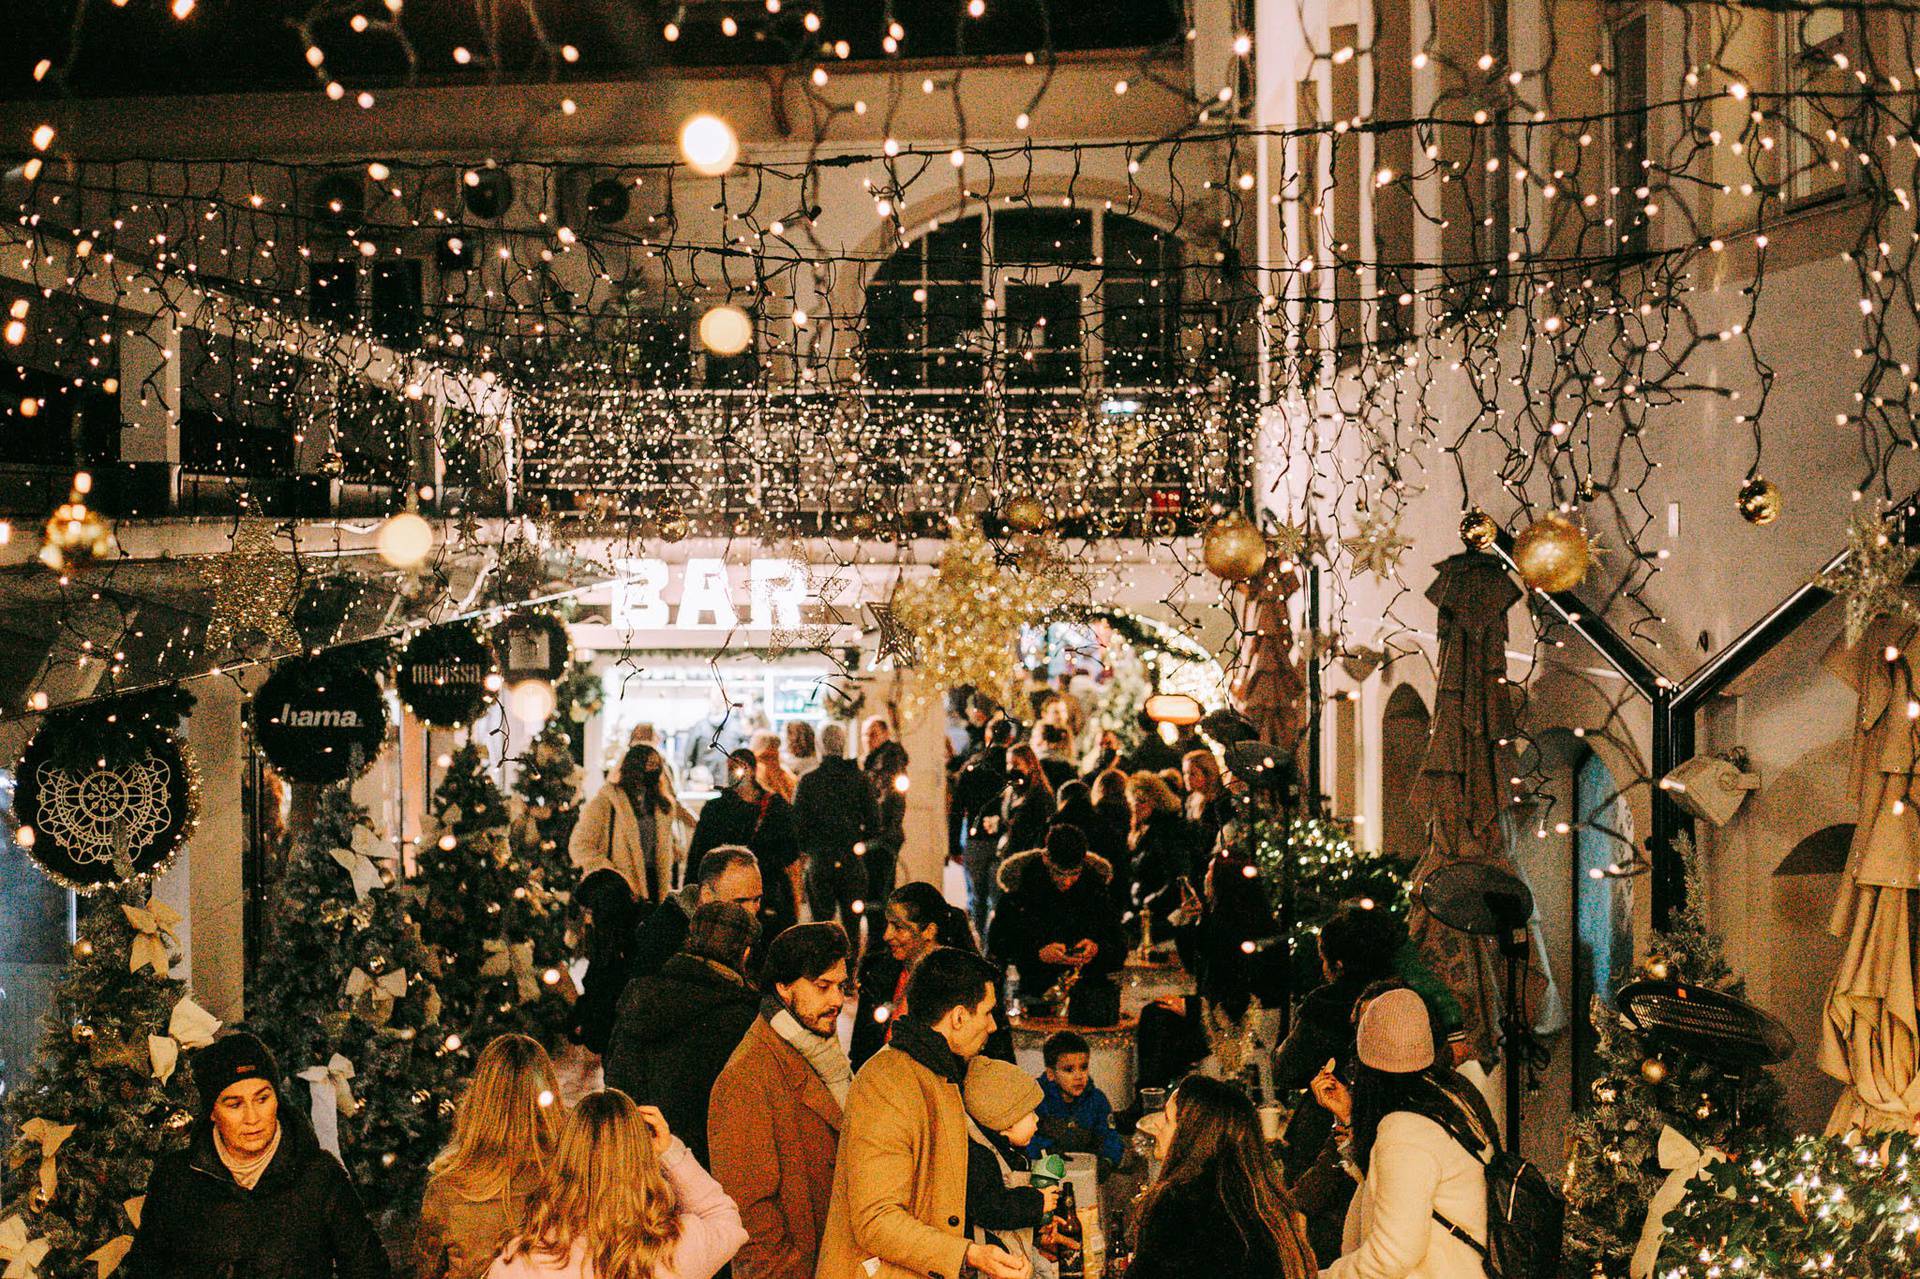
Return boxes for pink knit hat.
[1355,988,1435,1073]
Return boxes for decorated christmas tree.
[1243,812,1413,988]
[0,889,204,1279]
[1655,1129,1919,1277]
[418,742,574,1051]
[1563,837,1787,1279]
[251,784,459,1217]
[509,659,601,904]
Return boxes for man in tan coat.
[710,924,857,1279]
[815,948,1029,1279]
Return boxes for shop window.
[1607,10,1651,261]
[863,209,1185,391]
[1779,8,1860,206]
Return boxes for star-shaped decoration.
[200,520,301,657]
[1817,512,1920,647]
[1340,510,1413,582]
[1269,520,1328,563]
[868,600,920,668]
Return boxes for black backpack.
[1425,1088,1565,1279]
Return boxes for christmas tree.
[0,889,202,1279]
[1243,812,1413,989]
[1562,837,1787,1279]
[417,742,573,1051]
[509,659,601,910]
[251,784,459,1218]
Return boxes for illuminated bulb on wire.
[680,114,740,176]
[375,511,434,568]
[699,305,753,355]
[508,679,557,723]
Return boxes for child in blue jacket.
[1027,1031,1126,1171]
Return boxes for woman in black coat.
[126,1033,390,1279]
[994,745,1055,860]
[1124,772,1201,939]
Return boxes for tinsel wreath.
[12,686,200,894]
[417,743,574,1050]
[1562,836,1786,1279]
[0,888,200,1279]
[250,784,461,1219]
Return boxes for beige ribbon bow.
[147,995,223,1084]
[296,1054,359,1158]
[80,1195,143,1279]
[11,1120,75,1203]
[1629,1125,1725,1279]
[328,826,399,902]
[481,938,542,1003]
[0,1215,52,1279]
[346,966,408,1025]
[121,900,182,976]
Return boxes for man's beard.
[789,1003,839,1036]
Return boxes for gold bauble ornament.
[1202,513,1270,582]
[1512,514,1591,593]
[1646,956,1671,981]
[40,473,117,571]
[163,1109,194,1132]
[71,1020,95,1044]
[74,938,94,959]
[655,502,690,544]
[1004,496,1049,533]
[1737,476,1781,526]
[1460,508,1498,551]
[1640,1057,1668,1085]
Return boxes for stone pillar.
[117,311,182,514]
[893,683,951,891]
[184,679,246,1021]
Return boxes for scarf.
[770,1007,854,1106]
[214,1126,282,1191]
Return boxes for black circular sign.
[498,612,570,683]
[253,657,388,783]
[395,623,498,728]
[13,723,198,894]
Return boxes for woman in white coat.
[1316,988,1493,1279]
[570,744,689,905]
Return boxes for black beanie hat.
[1044,824,1089,871]
[192,1032,281,1117]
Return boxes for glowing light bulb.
[699,304,753,355]
[680,113,740,176]
[375,511,434,569]
[508,678,557,723]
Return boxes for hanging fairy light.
[375,511,435,570]
[698,304,753,356]
[506,678,557,724]
[679,114,739,177]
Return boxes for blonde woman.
[1127,771,1202,935]
[418,1035,564,1279]
[489,1089,746,1279]
[571,745,689,905]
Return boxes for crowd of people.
[123,679,1510,1279]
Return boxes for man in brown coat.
[710,924,856,1279]
[815,948,1029,1279]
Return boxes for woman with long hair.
[1180,748,1231,850]
[570,743,687,906]
[488,1090,746,1279]
[849,882,966,1067]
[1125,771,1198,938]
[1128,1075,1316,1279]
[418,1035,563,1279]
[994,744,1055,863]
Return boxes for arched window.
[863,207,1184,391]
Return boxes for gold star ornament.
[200,520,302,657]
[1340,510,1413,582]
[1817,512,1920,647]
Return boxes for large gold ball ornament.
[1512,514,1592,593]
[1737,476,1781,526]
[1202,513,1270,583]
[1004,496,1049,533]
[39,473,117,571]
[1460,508,1499,551]
[1640,1057,1669,1085]
[71,1020,95,1044]
[655,502,690,543]
[163,1109,194,1132]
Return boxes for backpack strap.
[1430,1210,1493,1276]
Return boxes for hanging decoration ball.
[39,471,117,571]
[506,678,557,725]
[1004,495,1049,533]
[698,304,753,356]
[163,1109,193,1132]
[375,511,435,569]
[1737,476,1782,526]
[73,938,94,959]
[1202,513,1270,582]
[679,113,740,176]
[1511,514,1592,593]
[656,501,691,543]
[1460,507,1499,551]
[1640,1057,1669,1085]
[1646,956,1671,981]
[71,1020,95,1043]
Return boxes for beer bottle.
[1057,1181,1084,1279]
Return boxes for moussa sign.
[610,557,851,630]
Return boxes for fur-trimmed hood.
[995,846,1114,894]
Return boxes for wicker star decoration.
[1816,512,1920,647]
[1340,510,1413,582]
[868,600,921,668]
[1270,520,1328,563]
[200,520,301,656]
